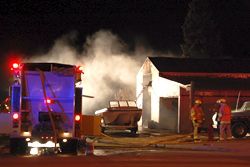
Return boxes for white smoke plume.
[26,30,153,114]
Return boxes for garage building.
[136,57,250,133]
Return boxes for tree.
[182,0,250,58]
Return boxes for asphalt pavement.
[1,128,249,156]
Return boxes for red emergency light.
[13,113,19,120]
[11,62,20,71]
[44,98,53,104]
[13,63,19,69]
[76,66,84,74]
[75,114,81,122]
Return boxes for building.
[136,57,250,133]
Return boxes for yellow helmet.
[195,99,202,104]
[216,98,226,103]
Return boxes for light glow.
[75,114,81,121]
[13,113,19,120]
[22,131,31,136]
[44,99,53,104]
[10,62,21,72]
[28,141,59,148]
[12,63,19,69]
[62,132,71,137]
[30,147,39,155]
[76,66,84,73]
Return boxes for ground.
[1,129,250,166]
[0,128,242,155]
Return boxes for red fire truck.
[9,62,84,155]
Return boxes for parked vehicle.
[95,100,142,134]
[231,101,250,138]
[212,101,250,138]
[8,62,84,155]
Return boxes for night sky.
[0,0,190,100]
[0,0,190,55]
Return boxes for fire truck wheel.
[10,137,28,155]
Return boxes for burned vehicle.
[230,101,250,138]
[95,100,142,134]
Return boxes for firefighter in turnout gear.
[190,99,205,142]
[217,98,232,141]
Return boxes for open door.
[159,97,178,132]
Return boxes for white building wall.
[150,65,160,123]
[154,77,180,97]
[136,58,183,130]
[151,75,180,123]
[136,58,153,108]
[136,58,153,128]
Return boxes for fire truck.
[9,62,84,155]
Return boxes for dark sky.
[0,0,190,56]
[0,0,190,100]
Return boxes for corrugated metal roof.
[148,57,250,73]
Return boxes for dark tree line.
[182,0,250,58]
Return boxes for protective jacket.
[190,105,204,122]
[219,104,231,123]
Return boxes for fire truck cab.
[9,62,84,155]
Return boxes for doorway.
[159,97,178,132]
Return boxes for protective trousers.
[192,120,201,140]
[220,123,232,140]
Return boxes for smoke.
[25,30,153,114]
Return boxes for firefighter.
[217,98,232,141]
[190,99,205,142]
